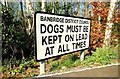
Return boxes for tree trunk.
[25,0,34,35]
[103,0,117,47]
[25,0,34,16]
[85,0,89,17]
[70,0,74,16]
[77,0,80,16]
[52,2,54,13]
[20,1,24,17]
[98,16,101,24]
[42,0,46,12]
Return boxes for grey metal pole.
[40,60,45,75]
[40,0,46,75]
[80,50,85,61]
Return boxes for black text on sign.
[35,12,91,61]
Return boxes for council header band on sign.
[40,15,89,24]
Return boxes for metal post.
[80,50,85,61]
[40,0,46,75]
[40,60,45,75]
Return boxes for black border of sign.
[34,11,91,62]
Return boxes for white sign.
[35,12,91,61]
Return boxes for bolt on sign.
[34,12,91,61]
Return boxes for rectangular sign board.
[35,12,91,61]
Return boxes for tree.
[77,0,80,16]
[20,1,24,17]
[52,2,54,13]
[89,2,109,51]
[104,0,117,47]
[85,0,89,17]
[42,0,46,12]
[25,0,34,35]
[2,1,34,68]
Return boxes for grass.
[48,46,118,72]
[49,54,79,71]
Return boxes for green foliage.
[46,2,73,15]
[82,47,118,66]
[60,2,73,15]
[111,23,120,46]
[35,2,42,11]
[49,47,118,72]
[60,59,74,68]
[50,60,59,71]
[54,2,61,14]
[0,66,3,72]
[73,59,81,67]
[0,23,2,34]
[50,54,80,71]
[46,2,54,13]
[2,2,34,68]
[2,59,39,77]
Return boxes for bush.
[49,47,118,72]
[83,47,118,65]
[50,54,79,71]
